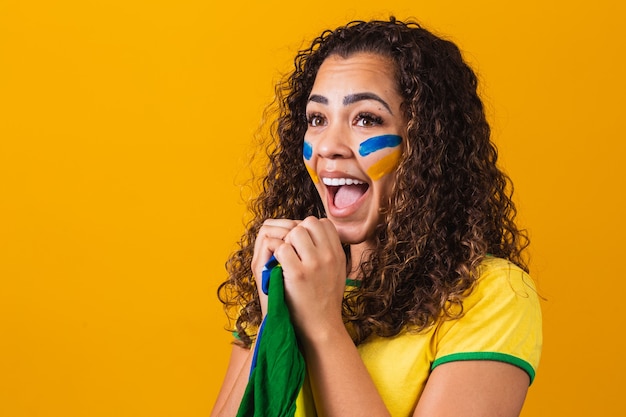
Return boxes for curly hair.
[218,17,529,348]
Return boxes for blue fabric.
[248,255,278,376]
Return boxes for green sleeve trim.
[232,331,241,340]
[432,352,536,384]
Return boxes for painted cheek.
[367,148,401,180]
[358,134,402,157]
[303,141,319,183]
[303,141,313,161]
[359,135,402,181]
[305,162,320,183]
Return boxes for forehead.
[312,53,399,94]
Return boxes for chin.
[334,224,376,246]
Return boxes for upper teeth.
[322,177,365,186]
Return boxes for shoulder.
[470,257,538,304]
[434,257,543,383]
[463,257,542,330]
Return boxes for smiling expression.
[303,53,406,246]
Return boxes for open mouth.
[323,178,369,209]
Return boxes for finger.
[273,242,301,275]
[283,218,342,267]
[283,225,316,261]
[257,224,295,241]
[290,216,341,250]
[253,220,301,258]
[317,218,343,251]
[252,222,298,264]
[262,218,301,229]
[252,236,287,270]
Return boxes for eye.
[307,113,326,127]
[355,112,384,127]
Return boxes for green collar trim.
[345,278,361,288]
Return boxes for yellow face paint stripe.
[367,149,401,181]
[305,164,319,183]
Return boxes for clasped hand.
[251,216,347,339]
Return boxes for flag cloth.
[236,258,306,417]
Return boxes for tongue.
[334,185,367,209]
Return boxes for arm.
[413,361,529,417]
[279,220,538,416]
[212,218,302,417]
[303,345,529,417]
[273,216,391,416]
[210,344,252,417]
[299,318,391,417]
[414,259,540,416]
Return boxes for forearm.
[210,345,253,417]
[300,325,391,417]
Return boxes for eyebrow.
[307,92,393,114]
[343,93,392,114]
[308,94,328,105]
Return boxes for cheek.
[358,134,403,180]
[304,160,320,183]
[365,148,401,180]
[303,141,313,161]
[302,140,319,183]
[358,134,402,157]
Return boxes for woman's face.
[303,52,406,246]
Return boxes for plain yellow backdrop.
[1,1,624,416]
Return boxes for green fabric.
[236,265,305,417]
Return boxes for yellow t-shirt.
[295,257,543,416]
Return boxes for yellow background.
[1,1,624,416]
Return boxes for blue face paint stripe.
[303,141,313,160]
[358,134,402,157]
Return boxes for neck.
[348,241,374,280]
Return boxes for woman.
[212,17,542,417]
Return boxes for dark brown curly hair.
[218,17,529,348]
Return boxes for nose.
[315,124,353,160]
